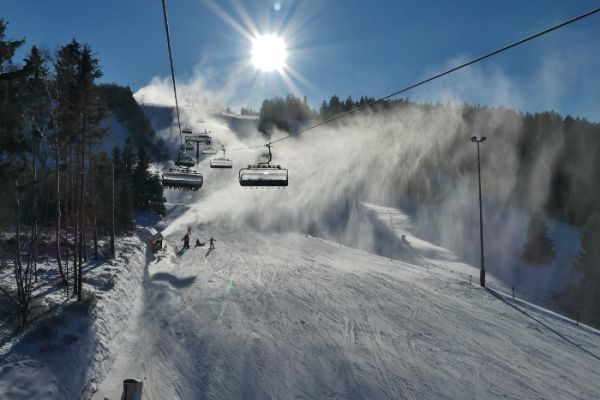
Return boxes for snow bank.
[0,224,151,400]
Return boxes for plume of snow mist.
[141,58,586,281]
[162,96,573,279]
[163,104,469,239]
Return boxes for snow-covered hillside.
[399,201,582,307]
[98,113,129,153]
[2,192,598,399]
[0,227,150,399]
[89,198,600,399]
[1,107,587,399]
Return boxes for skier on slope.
[209,237,216,250]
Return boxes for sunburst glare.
[251,34,287,72]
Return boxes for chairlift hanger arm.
[257,143,273,167]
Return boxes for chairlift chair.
[185,129,211,145]
[162,168,203,191]
[182,124,193,135]
[202,147,218,155]
[239,144,288,187]
[184,140,194,151]
[175,154,195,168]
[210,146,233,169]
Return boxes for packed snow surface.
[0,231,149,399]
[92,210,600,399]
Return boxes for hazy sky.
[3,0,599,120]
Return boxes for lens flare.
[251,34,287,72]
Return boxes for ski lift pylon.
[239,143,288,187]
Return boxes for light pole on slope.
[471,136,487,287]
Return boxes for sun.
[251,34,287,72]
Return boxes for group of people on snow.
[182,227,215,251]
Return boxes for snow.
[3,109,599,399]
[2,200,599,399]
[90,206,600,399]
[0,226,150,399]
[401,201,583,307]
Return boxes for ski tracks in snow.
[94,222,600,400]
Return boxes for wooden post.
[121,378,143,400]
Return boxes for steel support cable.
[230,7,600,151]
[161,0,183,144]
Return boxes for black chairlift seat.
[186,135,211,144]
[185,130,211,144]
[239,165,288,187]
[184,142,194,151]
[162,169,203,191]
[210,158,233,169]
[202,147,218,155]
[182,128,193,135]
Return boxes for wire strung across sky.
[161,0,184,144]
[230,7,600,152]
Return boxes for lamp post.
[471,136,487,287]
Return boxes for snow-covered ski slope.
[94,210,600,399]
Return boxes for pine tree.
[573,213,600,283]
[319,100,328,119]
[133,147,165,216]
[113,145,134,232]
[22,46,50,283]
[521,214,555,265]
[0,19,27,164]
[558,213,600,327]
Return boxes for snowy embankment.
[0,223,151,399]
[92,209,600,400]
[376,201,582,308]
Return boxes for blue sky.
[3,0,599,120]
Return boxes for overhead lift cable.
[161,0,183,143]
[231,7,600,151]
[160,0,203,191]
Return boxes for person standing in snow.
[209,237,216,250]
[182,232,190,250]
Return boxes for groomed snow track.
[94,222,600,400]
